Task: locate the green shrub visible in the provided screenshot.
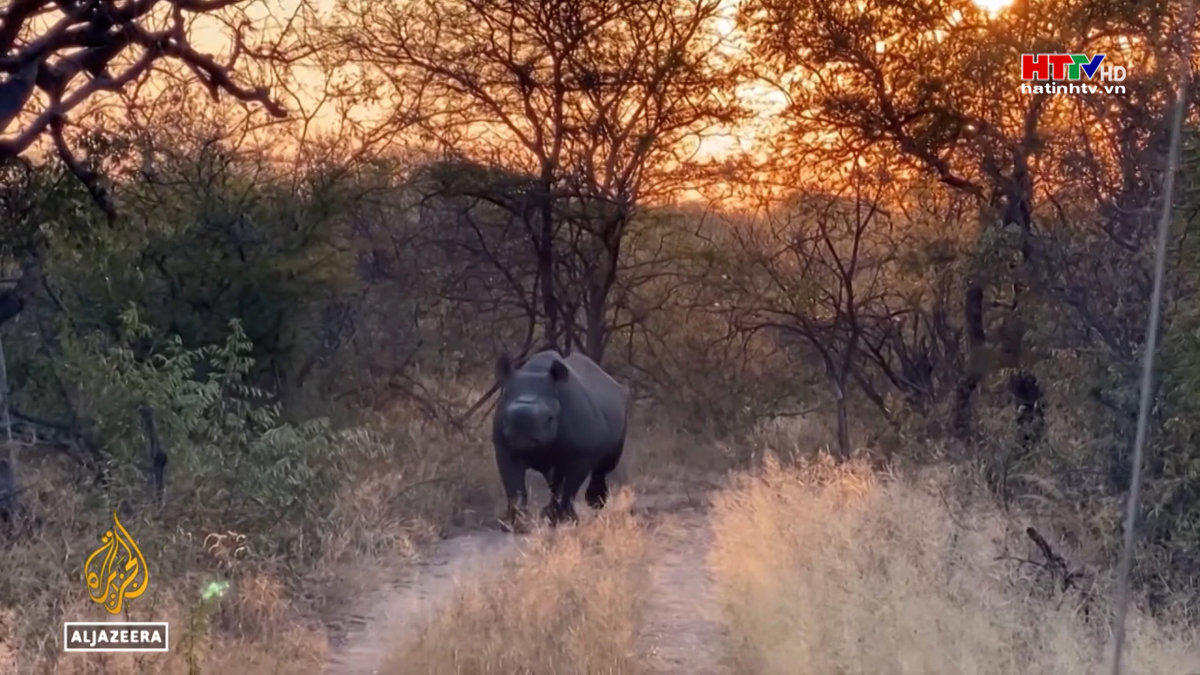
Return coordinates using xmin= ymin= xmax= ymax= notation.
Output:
xmin=47 ymin=305 xmax=378 ymax=562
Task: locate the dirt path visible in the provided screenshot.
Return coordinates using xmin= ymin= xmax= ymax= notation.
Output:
xmin=325 ymin=528 xmax=523 ymax=675
xmin=325 ymin=483 xmax=731 ymax=675
xmin=635 ymin=507 xmax=732 ymax=675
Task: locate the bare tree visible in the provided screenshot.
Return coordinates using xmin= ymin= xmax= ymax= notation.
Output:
xmin=739 ymin=0 xmax=1183 ymax=452
xmin=721 ymin=169 xmax=900 ymax=459
xmin=0 ymin=0 xmax=303 ymax=352
xmin=0 ymin=1 xmax=296 ymax=207
xmin=328 ymin=0 xmax=744 ymax=361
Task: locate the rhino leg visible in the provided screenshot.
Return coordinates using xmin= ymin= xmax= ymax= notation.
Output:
xmin=496 ymin=448 xmax=529 ymax=533
xmin=551 ymin=464 xmax=589 ymax=525
xmin=541 ymin=467 xmax=564 ymax=523
xmin=585 ymin=441 xmax=624 ymax=509
xmin=584 ymin=471 xmax=609 ymax=510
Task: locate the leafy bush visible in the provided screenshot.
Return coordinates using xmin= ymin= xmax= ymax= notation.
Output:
xmin=46 ymin=305 xmax=374 ymax=561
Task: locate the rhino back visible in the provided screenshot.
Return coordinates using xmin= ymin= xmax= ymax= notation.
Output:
xmin=560 ymin=353 xmax=628 ymax=447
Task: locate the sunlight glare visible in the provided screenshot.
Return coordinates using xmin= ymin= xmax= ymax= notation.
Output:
xmin=972 ymin=0 xmax=1013 ymax=14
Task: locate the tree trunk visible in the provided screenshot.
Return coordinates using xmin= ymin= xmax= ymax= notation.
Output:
xmin=953 ymin=280 xmax=986 ymax=437
xmin=1003 ymin=172 xmax=1045 ymax=453
xmin=536 ymin=181 xmax=560 ymax=350
xmin=833 ymin=378 xmax=851 ymax=460
xmin=139 ymin=405 xmax=167 ymax=507
xmin=582 ymin=214 xmax=627 ymax=363
xmin=584 ymin=285 xmax=607 ymax=361
xmin=0 ymin=253 xmax=42 ymax=330
xmin=0 ymin=337 xmax=18 ymax=524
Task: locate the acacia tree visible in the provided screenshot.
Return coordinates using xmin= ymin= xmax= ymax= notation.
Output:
xmin=328 ymin=0 xmax=744 ymax=361
xmin=739 ymin=0 xmax=1183 ymax=454
xmin=0 ymin=0 xmax=301 ymax=331
xmin=401 ymin=158 xmax=544 ymax=365
xmin=0 ymin=0 xmax=306 ymax=521
xmin=0 ymin=0 xmax=297 ymax=203
xmin=720 ymin=169 xmax=902 ymax=459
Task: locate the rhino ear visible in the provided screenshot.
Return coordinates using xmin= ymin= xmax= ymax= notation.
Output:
xmin=549 ymin=359 xmax=569 ymax=383
xmin=496 ymin=354 xmax=514 ymax=380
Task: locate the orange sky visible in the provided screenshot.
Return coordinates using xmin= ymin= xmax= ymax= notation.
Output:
xmin=175 ymin=0 xmax=789 ymax=163
xmin=266 ymin=0 xmax=1009 ymax=161
xmin=5 ymin=0 xmax=1014 ymax=188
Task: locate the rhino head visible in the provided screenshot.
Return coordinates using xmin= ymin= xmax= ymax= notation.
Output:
xmin=495 ymin=353 xmax=569 ymax=450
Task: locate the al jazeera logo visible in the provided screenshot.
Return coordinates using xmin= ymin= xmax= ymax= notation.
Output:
xmin=63 ymin=511 xmax=168 ymax=652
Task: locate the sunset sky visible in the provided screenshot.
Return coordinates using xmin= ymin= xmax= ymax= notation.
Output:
xmin=8 ymin=0 xmax=1019 ymax=176
xmin=285 ymin=0 xmax=1011 ymax=160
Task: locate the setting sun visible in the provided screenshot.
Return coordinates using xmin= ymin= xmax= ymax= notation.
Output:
xmin=972 ymin=0 xmax=1014 ymax=13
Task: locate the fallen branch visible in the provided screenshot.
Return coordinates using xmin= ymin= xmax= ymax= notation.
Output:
xmin=394 ymin=476 xmax=452 ymax=500
xmin=999 ymin=526 xmax=1088 ymax=594
xmin=458 ymin=380 xmax=501 ymax=425
xmin=455 ymin=341 xmax=548 ymax=427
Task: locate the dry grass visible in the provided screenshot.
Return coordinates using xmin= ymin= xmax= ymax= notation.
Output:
xmin=378 ymin=487 xmax=650 ymax=675
xmin=708 ymin=453 xmax=1200 ymax=674
xmin=45 ymin=575 xmax=331 ymax=675
xmin=0 ymin=401 xmax=498 ymax=675
xmin=15 ymin=378 xmax=1200 ymax=675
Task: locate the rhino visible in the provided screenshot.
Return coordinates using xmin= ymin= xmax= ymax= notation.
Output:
xmin=491 ymin=349 xmax=629 ymax=531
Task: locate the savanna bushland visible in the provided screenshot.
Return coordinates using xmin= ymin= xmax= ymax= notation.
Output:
xmin=1 ymin=0 xmax=1199 ymax=672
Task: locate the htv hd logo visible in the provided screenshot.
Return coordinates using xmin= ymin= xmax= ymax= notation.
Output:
xmin=1021 ymin=54 xmax=1127 ymax=82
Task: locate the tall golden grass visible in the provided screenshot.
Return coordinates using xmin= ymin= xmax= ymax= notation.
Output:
xmin=375 ymin=487 xmax=649 ymax=675
xmin=12 ymin=399 xmax=1200 ymax=675
xmin=708 ymin=453 xmax=1200 ymax=674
